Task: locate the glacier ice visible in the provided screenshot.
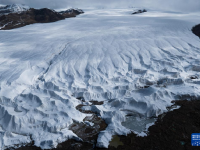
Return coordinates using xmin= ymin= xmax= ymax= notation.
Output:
xmin=0 ymin=8 xmax=200 ymax=149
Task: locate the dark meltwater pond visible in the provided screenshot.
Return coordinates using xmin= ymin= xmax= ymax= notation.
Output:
xmin=121 ymin=116 xmax=156 ymax=133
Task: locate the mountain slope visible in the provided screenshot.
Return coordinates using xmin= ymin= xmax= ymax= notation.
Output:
xmin=0 ymin=4 xmax=84 ymax=30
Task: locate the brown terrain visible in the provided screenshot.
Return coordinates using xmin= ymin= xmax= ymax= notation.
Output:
xmin=0 ymin=8 xmax=84 ymax=30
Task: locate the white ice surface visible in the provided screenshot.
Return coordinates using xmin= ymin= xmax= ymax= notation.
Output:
xmin=7 ymin=4 xmax=30 ymax=12
xmin=0 ymin=8 xmax=200 ymax=149
xmin=0 ymin=4 xmax=30 ymax=14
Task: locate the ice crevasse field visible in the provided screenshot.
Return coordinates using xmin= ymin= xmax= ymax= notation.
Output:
xmin=0 ymin=8 xmax=200 ymax=149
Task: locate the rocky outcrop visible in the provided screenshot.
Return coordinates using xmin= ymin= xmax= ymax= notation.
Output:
xmin=192 ymin=24 xmax=200 ymax=38
xmin=0 ymin=6 xmax=84 ymax=30
xmin=69 ymin=114 xmax=107 ymax=143
xmin=132 ymin=9 xmax=147 ymax=15
xmin=59 ymin=8 xmax=84 ymax=18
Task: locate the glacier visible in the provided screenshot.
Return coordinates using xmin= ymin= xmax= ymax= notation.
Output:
xmin=0 ymin=8 xmax=200 ymax=149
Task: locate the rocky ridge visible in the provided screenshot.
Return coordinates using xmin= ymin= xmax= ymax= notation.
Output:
xmin=0 ymin=4 xmax=84 ymax=30
xmin=132 ymin=9 xmax=147 ymax=15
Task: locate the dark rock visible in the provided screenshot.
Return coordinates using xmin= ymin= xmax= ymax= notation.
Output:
xmin=11 ymin=140 xmax=93 ymax=150
xmin=33 ymin=8 xmax=64 ymax=22
xmin=69 ymin=114 xmax=107 ymax=143
xmin=76 ymin=97 xmax=85 ymax=101
xmin=192 ymin=24 xmax=200 ymax=38
xmin=0 ymin=9 xmax=12 ymax=14
xmin=59 ymin=9 xmax=84 ymax=18
xmin=0 ymin=8 xmax=84 ymax=30
xmin=132 ymin=9 xmax=147 ymax=15
xmin=138 ymin=85 xmax=150 ymax=89
xmin=90 ymin=101 xmax=104 ymax=105
xmin=190 ymin=75 xmax=198 ymax=80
